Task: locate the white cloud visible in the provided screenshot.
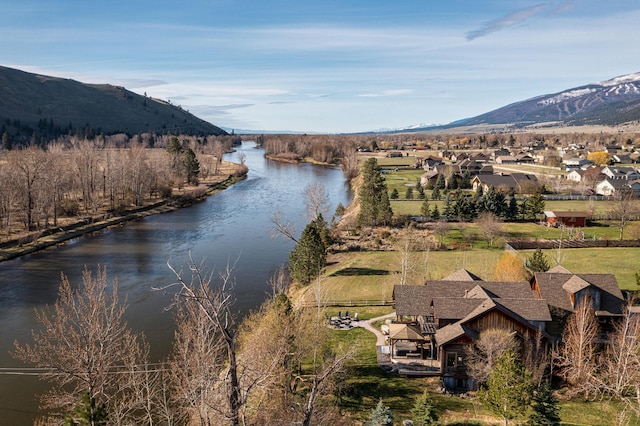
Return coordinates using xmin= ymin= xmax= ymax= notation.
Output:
xmin=357 ymin=89 xmax=414 ymax=98
xmin=466 ymin=3 xmax=550 ymax=40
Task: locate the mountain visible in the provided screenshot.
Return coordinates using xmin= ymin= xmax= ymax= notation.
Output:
xmin=411 ymin=72 xmax=640 ymax=133
xmin=0 ymin=66 xmax=226 ymax=142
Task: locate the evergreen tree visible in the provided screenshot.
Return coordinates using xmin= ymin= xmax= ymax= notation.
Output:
xmin=334 ymin=202 xmax=346 ymax=217
xmin=431 ymin=205 xmax=440 ymax=220
xmin=443 ymin=194 xmax=455 ymax=220
xmin=431 ymin=187 xmax=441 ymax=201
xmin=405 ymin=187 xmax=414 ymax=200
xmin=528 ymin=381 xmax=561 ymax=426
xmin=390 ymin=188 xmax=399 ymax=200
xmin=446 ymin=174 xmax=458 ymax=190
xmin=417 ymin=185 xmax=425 ymax=199
xmin=366 ymin=399 xmax=394 ymax=426
xmin=64 ymin=392 xmax=108 ymax=426
xmin=420 ymin=198 xmax=431 ymax=219
xmin=479 ymin=349 xmax=533 ymax=426
xmin=483 ymin=186 xmax=506 ymax=218
xmin=526 ymin=248 xmax=550 ymax=273
xmin=525 ymin=193 xmax=545 ymax=221
xmin=2 ymin=131 xmax=11 ymax=150
xmin=357 ymin=158 xmax=393 ymax=227
xmin=506 ymin=196 xmax=519 ymax=221
xmin=455 ymin=196 xmax=475 ymax=221
xmin=183 ymin=147 xmax=200 ymax=184
xmin=434 ymin=173 xmax=445 ymax=190
xmin=288 ymin=218 xmax=327 ymax=285
xmin=460 ymin=171 xmax=472 ymax=189
xmin=411 ymin=391 xmax=439 ymax=426
xmin=166 ymin=136 xmax=182 ymax=154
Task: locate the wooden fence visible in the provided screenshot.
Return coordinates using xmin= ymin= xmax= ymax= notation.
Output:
xmin=505 ymin=239 xmax=640 ymax=251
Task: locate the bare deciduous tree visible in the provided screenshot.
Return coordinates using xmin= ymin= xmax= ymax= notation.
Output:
xmin=553 ymin=296 xmax=599 ymax=397
xmin=303 ymin=182 xmax=329 ymax=221
xmin=396 ymin=225 xmax=419 ymax=286
xmin=13 ymin=265 xmax=146 ymax=424
xmin=476 ymin=211 xmax=504 ymax=248
xmin=609 ymin=191 xmax=640 ymax=240
xmin=593 ymin=304 xmax=640 ymax=416
xmin=466 ymin=329 xmax=517 ymax=387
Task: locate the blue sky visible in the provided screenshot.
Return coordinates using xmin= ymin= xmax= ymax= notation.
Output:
xmin=2 ymin=1 xmax=640 ymax=133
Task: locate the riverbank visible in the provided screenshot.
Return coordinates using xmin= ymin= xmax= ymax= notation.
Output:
xmin=0 ymin=173 xmax=247 ymax=262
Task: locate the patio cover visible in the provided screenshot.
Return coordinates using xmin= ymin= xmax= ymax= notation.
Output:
xmin=389 ymin=323 xmax=426 ymax=342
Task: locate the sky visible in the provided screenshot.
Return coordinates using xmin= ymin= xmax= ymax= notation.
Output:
xmin=2 ymin=1 xmax=640 ymax=133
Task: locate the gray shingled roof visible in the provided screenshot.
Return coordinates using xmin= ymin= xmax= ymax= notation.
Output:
xmin=441 ymin=269 xmax=483 ymax=281
xmin=394 ymin=280 xmax=549 ymax=322
xmin=533 ymin=272 xmax=624 ymax=315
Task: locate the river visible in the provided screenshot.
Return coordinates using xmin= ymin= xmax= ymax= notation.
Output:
xmin=0 ymin=141 xmax=352 ymax=424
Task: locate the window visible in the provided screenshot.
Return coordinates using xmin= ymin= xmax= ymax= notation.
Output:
xmin=446 ymin=352 xmax=457 ymax=368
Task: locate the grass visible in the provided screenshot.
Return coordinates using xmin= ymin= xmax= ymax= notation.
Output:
xmin=332 ymin=327 xmax=484 ymax=424
xmin=315 ymin=242 xmax=640 ymax=423
xmin=520 ymin=247 xmax=640 ymax=290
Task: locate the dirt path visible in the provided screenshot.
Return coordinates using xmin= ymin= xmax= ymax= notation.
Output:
xmin=355 ymin=312 xmax=395 ymax=346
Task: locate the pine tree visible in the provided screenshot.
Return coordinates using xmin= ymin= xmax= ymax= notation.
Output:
xmin=390 ymin=188 xmax=399 ymax=200
xmin=431 ymin=205 xmax=440 ymax=220
xmin=64 ymin=392 xmax=108 ymax=426
xmin=366 ymin=399 xmax=394 ymax=426
xmin=525 ymin=193 xmax=545 ymax=221
xmin=434 ymin=173 xmax=445 ymax=190
xmin=288 ymin=218 xmax=327 ymax=285
xmin=357 ymin=158 xmax=393 ymax=226
xmin=405 ymin=187 xmax=414 ymax=200
xmin=479 ymin=349 xmax=533 ymax=426
xmin=506 ymin=196 xmax=519 ymax=221
xmin=411 ymin=390 xmax=439 ymax=426
xmin=526 ymin=248 xmax=550 ymax=273
xmin=528 ymin=381 xmax=561 ymax=426
xmin=420 ymin=198 xmax=431 ymax=219
xmin=431 ymin=187 xmax=441 ymax=201
xmin=183 ymin=147 xmax=200 ymax=184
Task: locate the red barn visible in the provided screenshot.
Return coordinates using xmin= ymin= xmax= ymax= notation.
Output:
xmin=544 ymin=211 xmax=589 ymax=227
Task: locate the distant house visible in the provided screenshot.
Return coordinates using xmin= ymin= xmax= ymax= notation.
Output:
xmin=419 ymin=156 xmax=444 ymax=171
xmin=515 ymin=153 xmax=536 ymax=163
xmin=495 ymin=155 xmax=517 ymax=164
xmin=544 ymin=211 xmax=589 ymax=227
xmin=612 ymin=154 xmax=633 ymax=164
xmin=563 ymin=157 xmax=592 ymax=171
xmin=471 ymin=173 xmax=539 ymax=194
xmin=595 ymin=178 xmax=635 ymax=196
xmin=567 ymin=169 xmax=585 ymax=183
xmin=602 ymin=166 xmax=640 ymax=180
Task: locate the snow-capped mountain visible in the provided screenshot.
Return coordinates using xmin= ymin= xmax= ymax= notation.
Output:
xmin=434 ymin=72 xmax=640 ymax=130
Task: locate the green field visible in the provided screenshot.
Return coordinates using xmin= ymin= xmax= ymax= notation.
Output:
xmin=312 ymin=244 xmax=640 ymax=424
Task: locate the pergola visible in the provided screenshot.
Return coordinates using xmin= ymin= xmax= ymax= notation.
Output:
xmin=388 ymin=323 xmax=434 ymax=360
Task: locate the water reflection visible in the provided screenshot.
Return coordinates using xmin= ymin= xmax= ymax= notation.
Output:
xmin=0 ymin=141 xmax=352 ymax=424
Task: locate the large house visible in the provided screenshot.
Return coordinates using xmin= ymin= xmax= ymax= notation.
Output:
xmin=392 ymin=270 xmax=551 ymax=391
xmin=392 ymin=266 xmax=626 ymax=391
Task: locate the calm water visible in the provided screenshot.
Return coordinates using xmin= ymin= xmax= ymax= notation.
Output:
xmin=0 ymin=141 xmax=352 ymax=424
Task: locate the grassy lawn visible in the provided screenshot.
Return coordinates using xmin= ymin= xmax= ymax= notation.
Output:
xmin=520 ymin=247 xmax=640 ymax=290
xmin=313 ymin=241 xmax=640 ymax=423
xmin=329 ymin=322 xmax=634 ymax=425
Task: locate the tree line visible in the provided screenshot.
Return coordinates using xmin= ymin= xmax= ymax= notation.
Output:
xmin=0 ymin=134 xmax=241 ymax=242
